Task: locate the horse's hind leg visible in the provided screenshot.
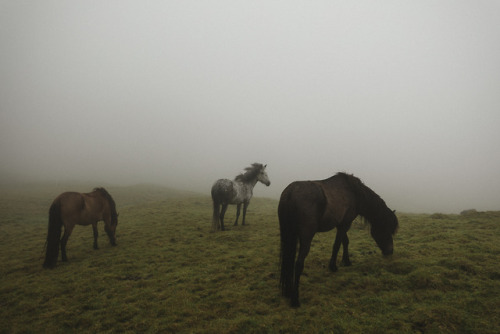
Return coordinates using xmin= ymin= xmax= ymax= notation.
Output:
xmin=234 ymin=204 xmax=241 ymax=226
xmin=60 ymin=224 xmax=74 ymax=262
xmin=92 ymin=223 xmax=98 ymax=249
xmin=292 ymin=236 xmax=312 ymax=307
xmin=220 ymin=204 xmax=228 ymax=231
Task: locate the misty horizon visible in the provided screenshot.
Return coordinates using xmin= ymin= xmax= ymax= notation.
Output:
xmin=1 ymin=1 xmax=499 ymax=214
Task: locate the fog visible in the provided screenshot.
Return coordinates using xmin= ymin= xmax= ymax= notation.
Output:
xmin=1 ymin=1 xmax=499 ymax=213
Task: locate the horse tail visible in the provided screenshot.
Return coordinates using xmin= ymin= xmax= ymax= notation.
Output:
xmin=278 ymin=189 xmax=297 ymax=298
xmin=43 ymin=201 xmax=62 ymax=269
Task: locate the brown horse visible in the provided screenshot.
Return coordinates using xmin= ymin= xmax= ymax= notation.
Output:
xmin=278 ymin=172 xmax=399 ymax=307
xmin=43 ymin=187 xmax=118 ymax=269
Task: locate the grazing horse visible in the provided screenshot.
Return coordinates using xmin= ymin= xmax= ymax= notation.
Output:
xmin=43 ymin=187 xmax=118 ymax=269
xmin=211 ymin=163 xmax=270 ymax=231
xmin=278 ymin=172 xmax=398 ymax=307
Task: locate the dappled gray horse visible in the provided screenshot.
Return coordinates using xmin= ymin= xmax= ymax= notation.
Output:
xmin=211 ymin=163 xmax=270 ymax=231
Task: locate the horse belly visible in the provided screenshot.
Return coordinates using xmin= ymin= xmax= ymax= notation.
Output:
xmin=318 ymin=218 xmax=338 ymax=232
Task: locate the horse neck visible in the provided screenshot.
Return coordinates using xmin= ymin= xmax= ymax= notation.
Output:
xmin=334 ymin=176 xmax=386 ymax=223
xmin=357 ymin=198 xmax=389 ymax=225
xmin=235 ymin=178 xmax=258 ymax=197
xmin=247 ymin=177 xmax=260 ymax=190
xmin=236 ymin=178 xmax=257 ymax=189
xmin=93 ymin=191 xmax=116 ymax=222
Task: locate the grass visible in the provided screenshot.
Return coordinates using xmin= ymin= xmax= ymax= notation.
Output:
xmin=0 ymin=183 xmax=499 ymax=333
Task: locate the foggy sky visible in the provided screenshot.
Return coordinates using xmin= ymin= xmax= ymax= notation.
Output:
xmin=1 ymin=1 xmax=499 ymax=213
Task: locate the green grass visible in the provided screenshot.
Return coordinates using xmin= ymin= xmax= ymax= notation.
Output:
xmin=1 ymin=184 xmax=499 ymax=333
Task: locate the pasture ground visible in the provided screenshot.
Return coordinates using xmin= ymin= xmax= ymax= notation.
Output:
xmin=0 ymin=183 xmax=499 ymax=333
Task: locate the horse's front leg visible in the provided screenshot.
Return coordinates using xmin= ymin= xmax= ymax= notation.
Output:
xmin=242 ymin=202 xmax=249 ymax=225
xmin=92 ymin=223 xmax=99 ymax=249
xmin=341 ymin=232 xmax=351 ymax=266
xmin=329 ymin=228 xmax=343 ymax=272
xmin=234 ymin=204 xmax=241 ymax=226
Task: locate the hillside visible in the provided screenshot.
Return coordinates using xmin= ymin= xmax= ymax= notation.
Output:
xmin=1 ymin=184 xmax=499 ymax=333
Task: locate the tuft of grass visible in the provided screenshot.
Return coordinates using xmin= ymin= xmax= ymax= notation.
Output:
xmin=1 ymin=183 xmax=499 ymax=333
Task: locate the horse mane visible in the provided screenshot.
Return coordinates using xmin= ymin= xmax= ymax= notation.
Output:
xmin=235 ymin=163 xmax=264 ymax=183
xmin=93 ymin=187 xmax=118 ymax=224
xmin=334 ymin=172 xmax=392 ymax=226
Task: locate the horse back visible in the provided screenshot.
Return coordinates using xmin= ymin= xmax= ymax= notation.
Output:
xmin=53 ymin=192 xmax=85 ymax=221
xmin=54 ymin=192 xmax=83 ymax=208
xmin=279 ymin=181 xmax=326 ymax=232
xmin=82 ymin=191 xmax=110 ymax=221
xmin=211 ymin=179 xmax=238 ymax=204
xmin=279 ymin=179 xmax=357 ymax=233
xmin=55 ymin=191 xmax=103 ymax=225
xmin=317 ymin=179 xmax=357 ymax=231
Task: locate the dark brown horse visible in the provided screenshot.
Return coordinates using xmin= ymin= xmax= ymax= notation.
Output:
xmin=278 ymin=172 xmax=399 ymax=307
xmin=43 ymin=187 xmax=118 ymax=269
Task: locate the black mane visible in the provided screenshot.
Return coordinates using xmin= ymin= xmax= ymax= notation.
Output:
xmin=93 ymin=187 xmax=118 ymax=224
xmin=235 ymin=163 xmax=264 ymax=183
xmin=334 ymin=172 xmax=393 ymax=226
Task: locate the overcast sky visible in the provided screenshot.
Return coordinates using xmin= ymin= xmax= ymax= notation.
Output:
xmin=1 ymin=1 xmax=499 ymax=213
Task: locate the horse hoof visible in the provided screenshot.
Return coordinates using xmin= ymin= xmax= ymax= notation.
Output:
xmin=291 ymin=300 xmax=300 ymax=308
xmin=329 ymin=260 xmax=338 ymax=272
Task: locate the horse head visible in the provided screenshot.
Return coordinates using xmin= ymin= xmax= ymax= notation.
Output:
xmin=104 ymin=214 xmax=118 ymax=246
xmin=258 ymin=164 xmax=271 ymax=186
xmin=370 ymin=209 xmax=398 ymax=256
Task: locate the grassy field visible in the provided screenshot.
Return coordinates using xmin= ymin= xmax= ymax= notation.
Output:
xmin=1 ymin=183 xmax=499 ymax=333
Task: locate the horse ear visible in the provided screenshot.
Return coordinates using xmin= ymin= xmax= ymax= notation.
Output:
xmin=264 ymin=164 xmax=267 ymax=168
xmin=393 ymin=210 xmax=396 ymax=214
